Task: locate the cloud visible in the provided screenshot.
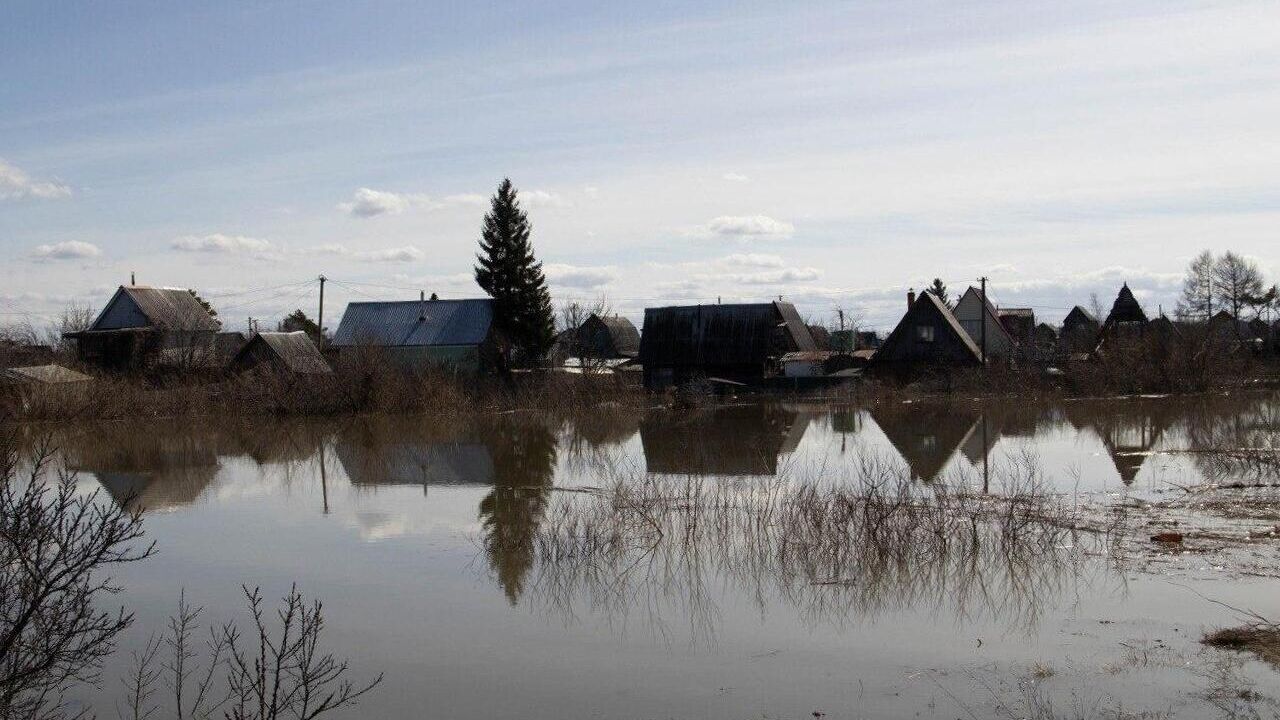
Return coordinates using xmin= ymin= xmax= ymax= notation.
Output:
xmin=0 ymin=159 xmax=71 ymax=200
xmin=520 ymin=189 xmax=568 ymax=208
xmin=440 ymin=193 xmax=486 ymax=207
xmin=171 ymin=233 xmax=273 ymax=254
xmin=704 ymin=215 xmax=794 ymax=239
xmin=722 ymin=253 xmax=784 ymax=268
xmin=544 ymin=263 xmax=616 ymax=288
xmin=31 ymin=240 xmax=101 ymax=260
xmin=734 ymin=267 xmax=822 ymax=285
xmin=721 ymin=173 xmax=750 ymax=183
xmin=338 ymin=188 xmax=419 ymax=217
xmin=301 ymin=244 xmax=424 ymax=262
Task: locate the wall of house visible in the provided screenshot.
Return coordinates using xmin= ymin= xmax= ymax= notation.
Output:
xmin=94 ymin=293 xmax=149 ymax=330
xmin=953 ymin=294 xmax=1013 ymax=356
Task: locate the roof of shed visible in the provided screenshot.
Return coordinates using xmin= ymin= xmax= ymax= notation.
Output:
xmin=593 ymin=315 xmax=641 ymax=354
xmin=91 ymin=286 xmax=222 ymax=333
xmin=242 ymin=332 xmax=332 ymax=374
xmin=1 ymin=364 xmax=93 ymax=385
xmin=331 ymin=299 xmax=493 ymax=347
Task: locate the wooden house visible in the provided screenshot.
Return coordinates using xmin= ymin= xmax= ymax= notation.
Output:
xmin=576 ymin=314 xmax=640 ymax=359
xmin=953 ymin=286 xmax=1015 ymax=358
xmin=231 ymin=331 xmax=331 ymax=375
xmin=873 ymin=290 xmax=983 ymax=370
xmin=330 ymin=298 xmax=498 ymax=372
xmin=64 ymin=285 xmax=226 ymax=371
xmin=1061 ymin=306 xmax=1101 ymax=352
xmin=638 ymin=301 xmax=815 ymax=389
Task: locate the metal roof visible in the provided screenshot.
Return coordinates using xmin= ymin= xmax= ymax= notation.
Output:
xmin=240 ymin=332 xmax=332 ymax=374
xmin=89 ymin=286 xmax=222 ymax=333
xmin=331 ymin=299 xmax=494 ymax=347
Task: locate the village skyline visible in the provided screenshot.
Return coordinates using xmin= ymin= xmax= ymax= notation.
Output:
xmin=4 ymin=1 xmax=1280 ymax=332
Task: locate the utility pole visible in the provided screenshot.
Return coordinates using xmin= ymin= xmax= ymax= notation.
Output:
xmin=979 ymin=276 xmax=989 ymax=364
xmin=317 ymin=275 xmax=326 ymax=351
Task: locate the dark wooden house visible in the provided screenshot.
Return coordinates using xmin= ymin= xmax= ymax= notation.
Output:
xmin=638 ymin=301 xmax=815 ymax=389
xmin=872 ymin=291 xmax=983 ymax=370
xmin=1061 ymin=306 xmax=1101 ymax=352
xmin=231 ymin=331 xmax=331 ymax=375
xmin=1098 ymin=284 xmax=1148 ymax=341
xmin=64 ymin=285 xmax=225 ymax=371
xmin=576 ymin=314 xmax=640 ymax=359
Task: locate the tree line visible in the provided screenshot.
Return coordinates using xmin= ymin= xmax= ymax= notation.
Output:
xmin=1177 ymin=250 xmax=1277 ymax=323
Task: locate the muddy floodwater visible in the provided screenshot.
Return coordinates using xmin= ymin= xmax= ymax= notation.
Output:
xmin=30 ymin=392 xmax=1280 ymax=718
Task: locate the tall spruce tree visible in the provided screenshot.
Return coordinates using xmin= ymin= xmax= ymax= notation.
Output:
xmin=475 ymin=179 xmax=555 ymax=364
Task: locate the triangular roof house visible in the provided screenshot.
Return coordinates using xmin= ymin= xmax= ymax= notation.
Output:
xmin=873 ymin=291 xmax=983 ymax=368
xmin=953 ymin=286 xmax=1015 ymax=358
xmin=65 ymin=285 xmax=226 ymax=370
xmin=231 ymin=332 xmax=331 ymax=375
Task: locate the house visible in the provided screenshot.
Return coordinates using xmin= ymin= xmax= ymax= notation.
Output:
xmin=63 ymin=285 xmax=226 ymax=371
xmin=998 ymin=308 xmax=1036 ymax=346
xmin=638 ymin=301 xmax=815 ymax=389
xmin=1208 ymin=310 xmax=1265 ymax=354
xmin=576 ymin=314 xmax=640 ymax=359
xmin=330 ymin=298 xmax=497 ymax=372
xmin=1099 ymin=284 xmax=1148 ymax=337
xmin=1061 ymin=306 xmax=1101 ymax=352
xmin=952 ymin=286 xmax=1015 ymax=359
xmin=807 ymin=325 xmax=831 ymax=350
xmin=231 ymin=331 xmax=331 ymax=375
xmin=873 ymin=290 xmax=983 ymax=369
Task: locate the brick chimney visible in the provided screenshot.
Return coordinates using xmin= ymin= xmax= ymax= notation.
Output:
xmin=907 ymin=288 xmax=916 ymax=309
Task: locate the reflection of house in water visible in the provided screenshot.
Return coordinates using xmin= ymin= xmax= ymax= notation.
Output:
xmin=1063 ymin=400 xmax=1172 ymax=485
xmin=640 ymin=405 xmax=808 ymax=476
xmin=870 ymin=404 xmax=981 ymax=481
xmin=335 ymin=432 xmax=495 ymax=491
xmin=63 ymin=428 xmax=222 ymax=511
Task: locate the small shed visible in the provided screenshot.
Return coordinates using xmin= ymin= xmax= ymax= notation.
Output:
xmin=1 ymin=364 xmax=92 ymax=386
xmin=331 ymin=298 xmax=496 ymax=372
xmin=872 ymin=291 xmax=983 ymax=370
xmin=638 ymin=301 xmax=816 ymax=389
xmin=231 ymin=332 xmax=331 ymax=375
xmin=781 ymin=350 xmax=831 ymax=378
xmin=65 ymin=285 xmax=223 ymax=371
xmin=576 ymin=314 xmax=640 ymax=359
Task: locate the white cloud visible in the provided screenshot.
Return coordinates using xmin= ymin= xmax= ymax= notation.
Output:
xmin=721 ymin=173 xmax=750 ymax=183
xmin=440 ymin=193 xmax=486 ymax=207
xmin=171 ymin=234 xmax=273 ymax=254
xmin=520 ymin=189 xmax=568 ymax=208
xmin=338 ymin=187 xmax=418 ymax=217
xmin=544 ymin=263 xmax=615 ymax=288
xmin=31 ymin=240 xmax=101 ymax=260
xmin=0 ymin=159 xmax=71 ymax=200
xmin=301 ymin=243 xmax=424 ymax=263
xmin=735 ymin=267 xmax=822 ymax=285
xmin=704 ymin=215 xmax=794 ymax=239
xmin=722 ymin=253 xmax=784 ymax=268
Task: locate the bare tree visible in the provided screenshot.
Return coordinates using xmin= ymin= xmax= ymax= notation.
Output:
xmin=1175 ymin=250 xmax=1216 ymax=321
xmin=0 ymin=435 xmax=154 ymax=720
xmin=1089 ymin=293 xmax=1106 ymax=324
xmin=1213 ymin=251 xmax=1266 ymax=322
xmin=557 ymin=295 xmax=611 ymax=370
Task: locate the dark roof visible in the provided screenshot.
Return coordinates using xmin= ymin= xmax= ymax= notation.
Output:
xmin=1 ymin=364 xmax=92 ymax=385
xmin=579 ymin=314 xmax=640 ymax=357
xmin=1103 ymin=284 xmax=1148 ymax=327
xmin=236 ymin=332 xmax=331 ymax=374
xmin=90 ymin=286 xmax=222 ymax=333
xmin=331 ymin=299 xmax=493 ymax=347
xmin=1063 ymin=306 xmax=1099 ymax=329
xmin=639 ymin=301 xmax=815 ymax=368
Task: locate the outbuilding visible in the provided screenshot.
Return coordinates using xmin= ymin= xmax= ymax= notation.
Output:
xmin=231 ymin=331 xmax=331 ymax=375
xmin=330 ymin=298 xmax=497 ymax=372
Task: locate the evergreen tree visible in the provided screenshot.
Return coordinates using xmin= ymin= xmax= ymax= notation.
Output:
xmin=474 ymin=178 xmax=555 ymax=364
xmin=926 ymin=278 xmax=950 ymax=307
xmin=278 ymin=308 xmax=323 ymax=343
xmin=186 ymin=289 xmax=222 ymax=329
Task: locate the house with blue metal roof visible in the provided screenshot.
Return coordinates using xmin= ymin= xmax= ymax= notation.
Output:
xmin=330 ymin=297 xmax=497 ymax=372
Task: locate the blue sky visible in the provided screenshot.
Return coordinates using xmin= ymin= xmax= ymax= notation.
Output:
xmin=3 ymin=0 xmax=1279 ymax=331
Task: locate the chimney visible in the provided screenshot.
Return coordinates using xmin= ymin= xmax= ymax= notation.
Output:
xmin=419 ymin=291 xmax=425 ymax=321
xmin=907 ymin=288 xmax=916 ymax=309
xmin=130 ymin=271 xmax=135 ymax=286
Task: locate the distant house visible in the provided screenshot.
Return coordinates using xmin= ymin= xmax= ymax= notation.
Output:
xmin=953 ymin=286 xmax=1015 ymax=359
xmin=998 ymin=308 xmax=1036 ymax=346
xmin=1208 ymin=310 xmax=1265 ymax=354
xmin=1061 ymin=306 xmax=1100 ymax=352
xmin=231 ymin=332 xmax=331 ymax=375
xmin=1095 ymin=284 xmax=1149 ymax=351
xmin=576 ymin=314 xmax=640 ymax=359
xmin=638 ymin=301 xmax=815 ymax=389
xmin=64 ymin=285 xmax=227 ymax=371
xmin=330 ymin=298 xmax=497 ymax=372
xmin=873 ymin=290 xmax=983 ymax=369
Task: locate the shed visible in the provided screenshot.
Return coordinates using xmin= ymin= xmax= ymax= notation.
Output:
xmin=1 ymin=364 xmax=92 ymax=386
xmin=953 ymin=286 xmax=1015 ymax=358
xmin=873 ymin=291 xmax=983 ymax=370
xmin=65 ymin=285 xmax=223 ymax=370
xmin=781 ymin=350 xmax=831 ymax=378
xmin=331 ymin=298 xmax=496 ymax=372
xmin=1062 ymin=306 xmax=1100 ymax=352
xmin=576 ymin=314 xmax=640 ymax=359
xmin=638 ymin=301 xmax=815 ymax=389
xmin=231 ymin=332 xmax=331 ymax=375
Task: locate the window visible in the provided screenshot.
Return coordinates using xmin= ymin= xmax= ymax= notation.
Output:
xmin=916 ymin=325 xmax=935 ymax=342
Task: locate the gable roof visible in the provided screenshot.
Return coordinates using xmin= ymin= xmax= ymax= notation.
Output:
xmin=1063 ymin=306 xmax=1099 ymax=328
xmin=331 ymin=299 xmax=494 ymax=347
xmin=876 ymin=290 xmax=983 ymax=364
xmin=639 ymin=301 xmax=815 ymax=368
xmin=90 ymin=286 xmax=222 ymax=333
xmin=581 ymin=314 xmax=641 ymax=356
xmin=1103 ymin=284 xmax=1148 ymax=327
xmin=954 ymin=286 xmax=1015 ymax=348
xmin=237 ymin=332 xmax=332 ymax=374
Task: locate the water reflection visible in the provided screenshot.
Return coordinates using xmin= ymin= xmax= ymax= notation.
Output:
xmin=479 ymin=419 xmax=558 ymax=604
xmin=639 ymin=404 xmax=808 ymax=476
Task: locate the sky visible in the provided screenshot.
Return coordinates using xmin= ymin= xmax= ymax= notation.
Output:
xmin=3 ymin=0 xmax=1279 ymax=333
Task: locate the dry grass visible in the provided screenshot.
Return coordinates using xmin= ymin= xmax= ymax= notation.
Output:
xmin=1204 ymin=624 xmax=1280 ymax=669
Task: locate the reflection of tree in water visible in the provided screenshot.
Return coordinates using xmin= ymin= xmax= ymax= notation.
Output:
xmin=479 ymin=418 xmax=559 ymax=605
xmin=1062 ymin=398 xmax=1175 ymax=485
xmin=1178 ymin=392 xmax=1280 ymax=481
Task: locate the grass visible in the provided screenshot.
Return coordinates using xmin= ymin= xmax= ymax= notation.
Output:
xmin=1204 ymin=624 xmax=1280 ymax=669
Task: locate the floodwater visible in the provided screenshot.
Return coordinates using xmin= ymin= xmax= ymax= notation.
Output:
xmin=32 ymin=391 xmax=1280 ymax=718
